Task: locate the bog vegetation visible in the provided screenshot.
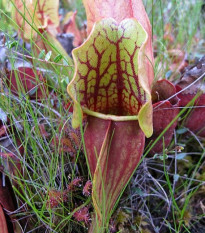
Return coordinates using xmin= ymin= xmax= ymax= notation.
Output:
xmin=0 ymin=0 xmax=205 ymax=233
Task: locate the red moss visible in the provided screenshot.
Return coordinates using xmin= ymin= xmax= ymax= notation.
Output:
xmin=83 ymin=180 xmax=92 ymax=196
xmin=73 ymin=206 xmax=90 ymax=224
xmin=67 ymin=177 xmax=83 ymax=191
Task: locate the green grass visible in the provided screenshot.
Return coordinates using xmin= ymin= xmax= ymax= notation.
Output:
xmin=0 ymin=0 xmax=205 ymax=232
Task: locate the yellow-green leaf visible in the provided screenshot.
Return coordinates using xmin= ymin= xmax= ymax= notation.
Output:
xmin=12 ymin=0 xmax=59 ymax=41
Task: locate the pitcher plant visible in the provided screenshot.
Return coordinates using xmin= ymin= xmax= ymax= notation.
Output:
xmin=67 ymin=0 xmax=155 ymax=231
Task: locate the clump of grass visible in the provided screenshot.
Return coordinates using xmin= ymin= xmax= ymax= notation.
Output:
xmin=0 ymin=64 xmax=92 ymax=232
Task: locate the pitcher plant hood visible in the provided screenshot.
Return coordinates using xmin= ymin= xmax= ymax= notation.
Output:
xmin=83 ymin=0 xmax=154 ymax=87
xmin=67 ymin=18 xmax=153 ymax=137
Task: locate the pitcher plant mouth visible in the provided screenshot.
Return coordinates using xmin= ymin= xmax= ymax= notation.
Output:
xmin=67 ymin=18 xmax=153 ymax=138
xmin=82 ymin=107 xmax=138 ymax=121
